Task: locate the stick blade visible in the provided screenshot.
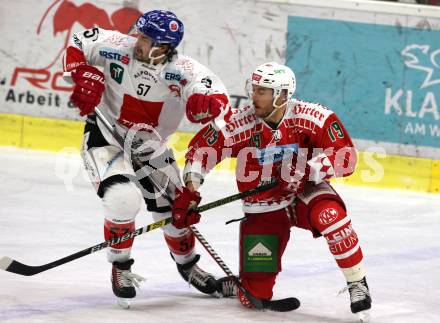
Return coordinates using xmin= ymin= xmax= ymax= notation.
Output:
xmin=0 ymin=256 xmax=41 ymax=276
xmin=263 ymin=297 xmax=301 ymax=312
xmin=0 ymin=256 xmax=13 ymax=270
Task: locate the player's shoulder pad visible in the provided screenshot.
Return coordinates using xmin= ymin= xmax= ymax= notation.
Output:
xmin=102 ymin=29 xmax=134 ymax=45
xmin=219 ymin=102 xmax=259 ymax=142
xmin=287 ymin=99 xmax=334 ymax=129
xmin=76 ymin=28 xmax=132 ymax=47
xmin=162 ymin=55 xmax=199 ymax=85
xmin=96 ymin=30 xmax=134 ymax=60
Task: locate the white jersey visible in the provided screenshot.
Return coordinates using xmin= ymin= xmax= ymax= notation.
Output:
xmin=63 ymin=28 xmax=229 ymax=151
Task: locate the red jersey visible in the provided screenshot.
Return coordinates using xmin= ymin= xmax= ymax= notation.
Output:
xmin=184 ymin=99 xmax=357 ymax=213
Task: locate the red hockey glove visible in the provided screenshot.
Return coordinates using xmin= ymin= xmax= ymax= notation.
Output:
xmin=280 ymin=156 xmax=310 ymax=195
xmin=282 ymin=176 xmax=307 ymax=195
xmin=172 ymin=187 xmax=202 ymax=229
xmin=186 ymin=93 xmax=227 ymax=124
xmin=307 ymin=154 xmax=336 ymax=183
xmin=70 ymin=65 xmax=105 ymax=116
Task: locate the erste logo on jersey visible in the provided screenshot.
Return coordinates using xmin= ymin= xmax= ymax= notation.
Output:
xmin=99 ymin=48 xmax=130 ymax=65
xmin=164 ymin=71 xmax=182 ymax=81
xmin=164 ymin=69 xmax=188 ymax=86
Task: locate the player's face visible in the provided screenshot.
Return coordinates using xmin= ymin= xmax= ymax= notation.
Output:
xmin=252 ymin=85 xmax=275 ymax=118
xmin=134 ymin=34 xmax=168 ymax=63
xmin=134 ymin=34 xmax=154 ymax=61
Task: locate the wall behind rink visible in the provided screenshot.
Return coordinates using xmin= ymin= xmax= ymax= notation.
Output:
xmin=0 ymin=0 xmax=288 ymax=125
xmin=0 ymin=0 xmax=439 ymax=192
xmin=285 ymin=5 xmax=440 ymax=159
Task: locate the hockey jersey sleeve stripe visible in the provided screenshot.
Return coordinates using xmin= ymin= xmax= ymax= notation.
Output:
xmin=320 ymin=216 xmax=351 ymax=235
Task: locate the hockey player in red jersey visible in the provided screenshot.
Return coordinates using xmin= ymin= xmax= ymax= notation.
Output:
xmin=62 ymin=10 xmax=232 ymax=307
xmin=174 ymin=62 xmax=372 ymax=317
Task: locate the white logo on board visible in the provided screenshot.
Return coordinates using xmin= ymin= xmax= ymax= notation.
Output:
xmin=401 ymin=44 xmax=440 ymax=89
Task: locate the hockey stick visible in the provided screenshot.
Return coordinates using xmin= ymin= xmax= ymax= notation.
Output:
xmin=0 ymin=110 xmax=297 ymax=311
xmin=95 ymin=108 xmax=299 ymax=311
xmin=93 ymin=109 xmax=263 ymax=309
xmin=0 ymin=181 xmax=275 ymax=277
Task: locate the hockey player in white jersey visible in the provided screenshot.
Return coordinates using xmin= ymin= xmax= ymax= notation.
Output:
xmin=62 ymin=10 xmax=231 ymax=307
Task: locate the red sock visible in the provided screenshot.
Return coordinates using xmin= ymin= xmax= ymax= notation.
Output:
xmin=310 ymin=200 xmax=363 ymax=268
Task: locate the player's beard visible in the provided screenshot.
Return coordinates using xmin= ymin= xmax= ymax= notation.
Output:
xmin=261 ymin=109 xmax=275 ymax=119
xmin=255 ymin=104 xmax=274 ymax=119
xmin=134 ymin=46 xmax=166 ymax=65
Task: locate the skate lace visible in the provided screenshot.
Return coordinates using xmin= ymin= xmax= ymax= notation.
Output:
xmin=187 ymin=264 xmax=213 ymax=287
xmin=338 ymin=281 xmax=370 ymax=303
xmin=221 ymin=279 xmax=237 ymax=296
xmin=117 ymin=269 xmax=146 ymax=288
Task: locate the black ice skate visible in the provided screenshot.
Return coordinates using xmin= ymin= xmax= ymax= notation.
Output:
xmin=175 ymin=254 xmax=218 ymax=295
xmin=111 ymin=259 xmax=145 ymax=308
xmin=216 ymin=276 xmax=238 ymax=297
xmin=347 ymin=277 xmax=372 ymax=314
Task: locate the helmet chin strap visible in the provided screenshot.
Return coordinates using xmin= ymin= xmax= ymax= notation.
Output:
xmin=146 ymin=46 xmax=167 ymax=64
xmin=262 ymin=94 xmax=287 ymax=120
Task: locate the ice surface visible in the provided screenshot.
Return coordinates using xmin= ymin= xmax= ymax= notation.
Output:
xmin=1 ymin=147 xmax=439 ymax=322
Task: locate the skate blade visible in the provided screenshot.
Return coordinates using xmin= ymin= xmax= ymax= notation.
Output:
xmin=117 ymin=297 xmax=131 ymax=309
xmin=357 ymin=310 xmax=370 ymax=322
xmin=211 ymin=291 xmax=222 ymax=298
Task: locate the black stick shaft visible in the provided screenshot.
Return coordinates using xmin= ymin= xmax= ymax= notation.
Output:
xmin=96 ymin=108 xmax=273 ymax=309
xmin=1 ymin=110 xmax=270 ymax=309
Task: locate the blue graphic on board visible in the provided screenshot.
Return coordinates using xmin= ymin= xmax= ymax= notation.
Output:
xmin=286 ymin=16 xmax=440 ymax=148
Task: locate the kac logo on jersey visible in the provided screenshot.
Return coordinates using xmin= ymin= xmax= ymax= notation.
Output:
xmin=99 ymin=48 xmax=130 ymax=65
xmin=256 ymin=144 xmax=298 ymax=165
xmin=318 ymin=208 xmax=339 ymax=226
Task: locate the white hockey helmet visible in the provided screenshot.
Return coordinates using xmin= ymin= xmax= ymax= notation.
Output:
xmin=250 ymin=62 xmax=296 ymax=107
